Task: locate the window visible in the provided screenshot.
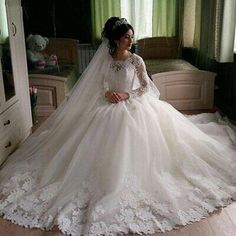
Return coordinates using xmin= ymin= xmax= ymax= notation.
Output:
xmin=234 ymin=26 xmax=236 ymax=53
xmin=91 ymin=0 xmax=178 ymax=42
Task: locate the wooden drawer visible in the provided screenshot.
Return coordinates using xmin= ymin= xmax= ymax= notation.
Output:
xmin=0 ymin=103 xmax=22 ymax=165
xmin=0 ymin=128 xmax=21 ymax=165
xmin=0 ymin=102 xmax=20 ymax=132
xmin=29 ymin=74 xmax=67 ymax=116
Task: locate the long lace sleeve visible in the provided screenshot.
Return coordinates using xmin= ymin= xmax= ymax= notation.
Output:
xmin=128 ymin=56 xmax=149 ymax=99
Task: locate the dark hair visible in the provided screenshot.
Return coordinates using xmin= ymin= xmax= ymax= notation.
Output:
xmin=102 ymin=17 xmax=134 ymax=55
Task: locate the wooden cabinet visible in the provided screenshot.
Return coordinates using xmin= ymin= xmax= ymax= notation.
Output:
xmin=28 ymin=69 xmax=78 ymax=116
xmin=28 ymin=38 xmax=79 ymax=116
xmin=0 ymin=103 xmax=22 ymax=159
xmin=0 ymin=0 xmax=32 ymax=165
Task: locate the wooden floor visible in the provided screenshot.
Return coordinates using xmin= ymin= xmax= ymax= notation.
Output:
xmin=0 ymin=202 xmax=236 ymax=236
xmin=31 ymin=116 xmax=49 ymax=132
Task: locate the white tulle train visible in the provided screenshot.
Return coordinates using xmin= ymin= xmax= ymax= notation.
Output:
xmin=0 ymin=42 xmax=236 ymax=235
xmin=1 ymin=94 xmax=236 ymax=235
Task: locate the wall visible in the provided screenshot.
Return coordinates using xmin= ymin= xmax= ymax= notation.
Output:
xmin=215 ymin=55 xmax=236 ymax=122
xmin=22 ymin=0 xmax=92 ymax=43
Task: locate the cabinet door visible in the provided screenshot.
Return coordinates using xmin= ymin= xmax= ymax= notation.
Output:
xmin=0 ymin=0 xmax=18 ymax=113
xmin=0 ymin=102 xmax=22 ymax=165
xmin=6 ymin=0 xmax=32 ymax=136
xmin=0 ymin=63 xmax=5 ymax=108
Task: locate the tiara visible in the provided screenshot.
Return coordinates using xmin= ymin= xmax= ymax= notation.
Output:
xmin=113 ymin=18 xmax=128 ymax=29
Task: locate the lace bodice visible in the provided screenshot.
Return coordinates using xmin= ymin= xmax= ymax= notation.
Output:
xmin=103 ymin=53 xmax=148 ymax=98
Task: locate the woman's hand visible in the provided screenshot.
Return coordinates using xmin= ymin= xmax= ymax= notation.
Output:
xmin=105 ymin=91 xmax=129 ymax=103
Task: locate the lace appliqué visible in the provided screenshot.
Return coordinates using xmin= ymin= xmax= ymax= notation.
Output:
xmin=1 ymin=172 xmax=235 ymax=236
xmin=128 ymin=77 xmax=148 ymax=98
xmin=0 ymin=170 xmax=60 ymax=229
xmin=55 ymin=175 xmax=236 ymax=236
xmin=110 ymin=57 xmax=133 ymax=72
xmin=109 ymin=54 xmax=141 ymax=72
xmin=110 ymin=61 xmax=125 ymax=72
xmin=109 ymin=54 xmax=149 ymax=99
xmin=128 ymin=55 xmax=148 ymax=99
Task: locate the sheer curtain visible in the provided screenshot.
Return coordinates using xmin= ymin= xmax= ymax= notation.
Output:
xmin=121 ymin=0 xmax=178 ymax=39
xmin=183 ymin=0 xmax=196 ymax=47
xmin=91 ymin=0 xmax=178 ymax=42
xmin=217 ymin=0 xmax=236 ymax=62
xmin=121 ymin=0 xmax=153 ymax=41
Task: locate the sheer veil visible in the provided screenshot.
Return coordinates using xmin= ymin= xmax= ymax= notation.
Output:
xmin=0 ymin=38 xmax=160 ymax=226
xmin=1 ymin=40 xmax=110 ymax=168
xmin=1 ymin=37 xmax=160 ymax=173
xmin=1 ymin=27 xmax=236 ymax=235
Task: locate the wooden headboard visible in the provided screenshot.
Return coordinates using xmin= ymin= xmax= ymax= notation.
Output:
xmin=137 ymin=37 xmax=180 ymax=59
xmin=43 ymin=38 xmax=79 ymax=65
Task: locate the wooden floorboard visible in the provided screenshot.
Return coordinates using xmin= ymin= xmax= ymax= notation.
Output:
xmin=179 ymin=219 xmax=214 ymax=236
xmin=208 ymin=207 xmax=236 ymax=236
xmin=225 ymin=202 xmax=236 ymax=228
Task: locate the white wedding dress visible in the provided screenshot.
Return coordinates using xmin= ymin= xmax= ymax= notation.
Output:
xmin=0 ymin=42 xmax=236 ymax=236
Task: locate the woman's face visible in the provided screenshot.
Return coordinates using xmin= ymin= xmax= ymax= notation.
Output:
xmin=117 ymin=29 xmax=134 ymax=51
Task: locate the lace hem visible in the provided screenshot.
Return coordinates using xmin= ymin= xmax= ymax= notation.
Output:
xmin=1 ymin=172 xmax=236 ymax=236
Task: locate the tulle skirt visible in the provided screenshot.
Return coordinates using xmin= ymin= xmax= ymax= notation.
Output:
xmin=0 ymin=93 xmax=236 ymax=236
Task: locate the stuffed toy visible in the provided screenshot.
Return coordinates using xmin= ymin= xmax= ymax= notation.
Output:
xmin=26 ymin=34 xmax=57 ymax=69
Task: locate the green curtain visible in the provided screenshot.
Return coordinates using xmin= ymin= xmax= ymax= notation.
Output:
xmin=193 ymin=0 xmax=201 ymax=49
xmin=186 ymin=0 xmax=215 ymax=70
xmin=176 ymin=0 xmax=184 ymax=53
xmin=91 ymin=0 xmax=121 ymax=43
xmin=91 ymin=0 xmax=180 ymax=40
xmin=191 ymin=0 xmax=236 ymax=68
xmin=152 ymin=0 xmax=177 ymax=37
xmin=194 ymin=0 xmax=216 ymax=69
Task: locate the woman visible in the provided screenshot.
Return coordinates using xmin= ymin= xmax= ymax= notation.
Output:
xmin=0 ymin=17 xmax=236 ymax=236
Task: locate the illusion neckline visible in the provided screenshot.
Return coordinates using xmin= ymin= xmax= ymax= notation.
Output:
xmin=111 ymin=52 xmax=135 ymax=62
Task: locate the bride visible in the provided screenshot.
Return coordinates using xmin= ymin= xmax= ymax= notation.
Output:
xmin=0 ymin=17 xmax=236 ymax=236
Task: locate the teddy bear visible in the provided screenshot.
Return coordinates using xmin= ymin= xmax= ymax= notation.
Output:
xmin=26 ymin=34 xmax=57 ymax=70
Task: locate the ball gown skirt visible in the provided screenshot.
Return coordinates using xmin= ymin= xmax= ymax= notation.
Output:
xmin=0 ymin=53 xmax=236 ymax=236
xmin=1 ymin=94 xmax=236 ymax=235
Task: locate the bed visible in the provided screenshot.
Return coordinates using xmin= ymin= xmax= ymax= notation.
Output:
xmin=137 ymin=37 xmax=216 ymax=111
